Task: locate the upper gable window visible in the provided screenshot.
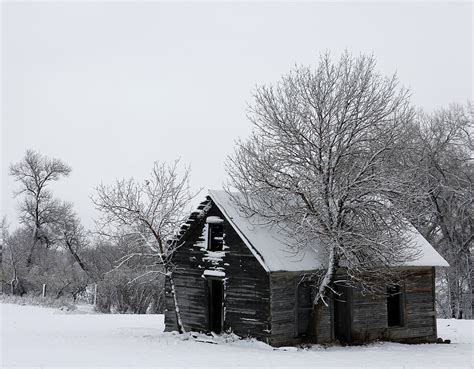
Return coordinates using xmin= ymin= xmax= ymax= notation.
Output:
xmin=206 ymin=216 xmax=224 ymax=251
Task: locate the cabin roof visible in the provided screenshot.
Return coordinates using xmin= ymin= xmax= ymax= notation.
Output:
xmin=208 ymin=190 xmax=449 ymax=272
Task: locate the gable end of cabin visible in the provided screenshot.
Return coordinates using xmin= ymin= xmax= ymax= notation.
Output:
xmin=164 ymin=196 xmax=271 ymax=342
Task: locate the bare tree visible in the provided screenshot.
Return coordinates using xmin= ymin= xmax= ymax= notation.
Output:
xmin=410 ymin=103 xmax=473 ymax=319
xmin=80 ymin=237 xmax=165 ymax=313
xmin=1 ymin=217 xmax=9 ymax=294
xmin=54 ymin=202 xmax=90 ymax=274
xmin=0 ymin=217 xmax=4 ymax=264
xmin=227 ymin=52 xmax=420 ymax=312
xmin=9 ymin=150 xmax=71 ymax=266
xmin=1 ymin=224 xmax=30 ymax=295
xmin=92 ymin=160 xmax=198 ymax=332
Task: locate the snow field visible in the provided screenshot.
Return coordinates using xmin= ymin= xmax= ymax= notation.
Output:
xmin=1 ymin=303 xmax=472 ymax=369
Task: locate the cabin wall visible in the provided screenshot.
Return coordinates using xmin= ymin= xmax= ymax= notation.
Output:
xmin=269 ymin=272 xmax=333 ymax=346
xmin=350 ymin=288 xmax=386 ymax=342
xmin=269 ymin=267 xmax=438 ymax=346
xmin=351 ymin=267 xmax=438 ymax=343
xmin=385 ymin=267 xmax=437 ymax=343
xmin=164 ymin=199 xmax=271 ymax=342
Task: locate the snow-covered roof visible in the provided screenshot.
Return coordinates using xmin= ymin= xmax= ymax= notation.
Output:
xmin=208 ymin=190 xmax=449 ymax=272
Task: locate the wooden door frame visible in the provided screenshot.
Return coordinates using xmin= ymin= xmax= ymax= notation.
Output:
xmin=205 ymin=277 xmax=224 ymax=333
xmin=332 ymin=284 xmax=353 ymax=344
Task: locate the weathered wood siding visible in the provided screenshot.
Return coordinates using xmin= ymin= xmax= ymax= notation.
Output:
xmin=164 ymin=198 xmax=271 ymax=342
xmin=350 ymin=287 xmax=386 ymax=342
xmin=385 ymin=267 xmax=437 ymax=343
xmin=269 ymin=272 xmax=298 ymax=346
xmin=351 ymin=267 xmax=438 ymax=343
xmin=269 ymin=267 xmax=438 ymax=346
xmin=269 ymin=272 xmax=332 ymax=346
xmin=165 ymin=198 xmax=438 ymax=346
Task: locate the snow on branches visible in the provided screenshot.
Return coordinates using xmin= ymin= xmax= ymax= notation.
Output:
xmin=92 ymin=160 xmax=199 ymax=332
xmin=227 ymin=52 xmax=423 ymax=305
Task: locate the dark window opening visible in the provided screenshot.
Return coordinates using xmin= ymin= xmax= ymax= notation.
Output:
xmin=208 ymin=223 xmax=224 ymax=251
xmin=387 ymin=285 xmax=404 ymax=327
xmin=296 ymin=282 xmax=313 ymax=337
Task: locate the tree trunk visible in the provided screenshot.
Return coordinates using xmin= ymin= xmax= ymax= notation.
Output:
xmin=466 ymin=249 xmax=473 ymax=320
xmin=449 ymin=276 xmax=457 ymax=318
xmin=313 ymin=245 xmax=337 ymax=306
xmin=168 ymin=273 xmax=185 ymax=334
xmin=10 ymin=265 xmax=18 ymax=295
xmin=25 ymin=231 xmax=39 ymax=267
xmin=308 ymin=246 xmax=337 ymax=340
xmin=56 ymin=281 xmax=71 ymax=299
xmin=469 ymin=253 xmax=474 ymax=319
xmin=65 ymin=240 xmax=89 ymax=273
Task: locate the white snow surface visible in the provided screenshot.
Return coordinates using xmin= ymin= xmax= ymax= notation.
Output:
xmin=401 ymin=225 xmax=449 ymax=267
xmin=206 ymin=216 xmax=224 ymax=224
xmin=208 ymin=190 xmax=448 ymax=272
xmin=1 ymin=303 xmax=472 ymax=369
xmin=203 ymin=269 xmax=226 ymax=277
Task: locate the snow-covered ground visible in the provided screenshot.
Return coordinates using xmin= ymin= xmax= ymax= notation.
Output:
xmin=1 ymin=303 xmax=472 ymax=369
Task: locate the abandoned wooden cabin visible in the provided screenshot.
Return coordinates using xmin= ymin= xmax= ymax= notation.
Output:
xmin=164 ymin=190 xmax=449 ymax=346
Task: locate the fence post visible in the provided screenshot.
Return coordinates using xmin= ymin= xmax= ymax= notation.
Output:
xmin=42 ymin=284 xmax=46 ymax=298
xmin=93 ymin=283 xmax=98 ymax=306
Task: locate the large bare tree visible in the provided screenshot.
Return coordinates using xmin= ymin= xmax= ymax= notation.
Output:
xmin=410 ymin=103 xmax=473 ymax=319
xmin=93 ymin=160 xmax=198 ymax=332
xmin=9 ymin=150 xmax=71 ymax=266
xmin=227 ymin=52 xmax=421 ymax=310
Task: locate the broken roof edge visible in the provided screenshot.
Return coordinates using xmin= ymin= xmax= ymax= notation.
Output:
xmin=208 ymin=189 xmax=271 ymax=273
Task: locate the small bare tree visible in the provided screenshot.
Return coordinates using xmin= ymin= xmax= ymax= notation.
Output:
xmin=1 ymin=217 xmax=10 ymax=294
xmin=92 ymin=160 xmax=198 ymax=333
xmin=1 ymin=223 xmax=30 ymax=295
xmin=9 ymin=150 xmax=71 ymax=266
xmin=227 ymin=52 xmax=421 ymax=313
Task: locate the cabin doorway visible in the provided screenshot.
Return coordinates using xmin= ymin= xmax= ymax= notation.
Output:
xmin=207 ymin=279 xmax=224 ymax=333
xmin=333 ymin=285 xmax=352 ymax=344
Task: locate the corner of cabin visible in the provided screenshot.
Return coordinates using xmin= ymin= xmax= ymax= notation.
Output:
xmin=164 ymin=196 xmax=271 ymax=342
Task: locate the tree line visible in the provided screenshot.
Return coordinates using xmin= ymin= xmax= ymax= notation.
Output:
xmin=1 ymin=52 xmax=472 ymax=321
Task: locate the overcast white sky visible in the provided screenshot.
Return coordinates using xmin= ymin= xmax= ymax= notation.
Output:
xmin=1 ymin=1 xmax=472 ymax=230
